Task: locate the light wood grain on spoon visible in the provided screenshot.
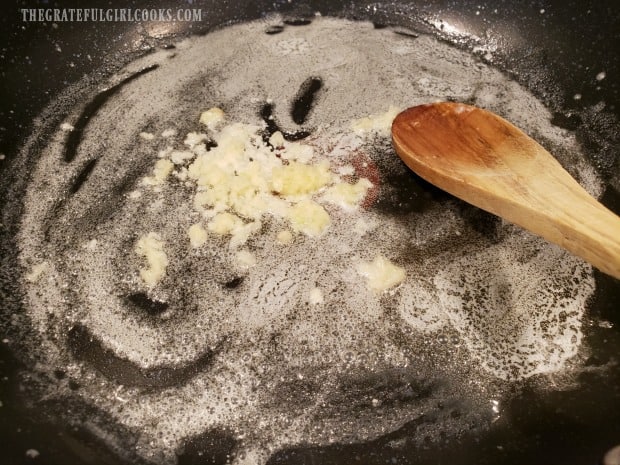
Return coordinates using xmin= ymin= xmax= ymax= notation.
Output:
xmin=391 ymin=102 xmax=620 ymax=279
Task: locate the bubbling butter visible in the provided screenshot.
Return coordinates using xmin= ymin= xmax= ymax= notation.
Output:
xmin=10 ymin=14 xmax=604 ymax=465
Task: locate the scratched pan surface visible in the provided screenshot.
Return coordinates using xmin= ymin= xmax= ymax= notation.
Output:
xmin=1 ymin=1 xmax=620 ymax=464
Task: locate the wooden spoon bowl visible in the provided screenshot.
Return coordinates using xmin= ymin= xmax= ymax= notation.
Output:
xmin=391 ymin=102 xmax=620 ymax=279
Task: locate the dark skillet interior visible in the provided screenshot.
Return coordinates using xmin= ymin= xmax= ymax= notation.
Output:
xmin=1 ymin=1 xmax=619 ymax=464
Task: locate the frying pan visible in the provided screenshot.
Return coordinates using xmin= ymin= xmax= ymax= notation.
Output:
xmin=1 ymin=1 xmax=619 ymax=464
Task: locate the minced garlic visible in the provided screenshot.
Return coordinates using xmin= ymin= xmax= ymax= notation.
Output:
xmin=139 ymin=132 xmax=155 ymax=141
xmin=271 ymin=161 xmax=332 ymax=196
xmin=287 ymin=200 xmax=330 ymax=237
xmin=188 ymin=223 xmax=208 ymax=248
xmin=356 ymin=255 xmax=406 ymax=292
xmin=322 ymin=178 xmax=373 ymax=209
xmin=309 ymin=287 xmax=324 ymax=305
xmin=276 ymin=230 xmax=294 ymax=244
xmin=161 ymin=128 xmax=177 ymax=138
xmin=207 ymin=212 xmax=244 ymax=235
xmin=199 ymin=107 xmax=225 ymax=129
xmin=269 ymin=131 xmax=285 ymax=148
xmin=142 ymin=159 xmax=174 ymax=186
xmin=236 ymin=249 xmax=257 ymax=269
xmin=229 ymin=220 xmax=261 ymax=249
xmin=134 ymin=107 xmax=392 ymax=281
xmin=135 ymin=232 xmax=168 ymax=287
xmin=170 ymin=150 xmax=195 ymax=165
xmin=351 ymin=105 xmax=401 ymax=134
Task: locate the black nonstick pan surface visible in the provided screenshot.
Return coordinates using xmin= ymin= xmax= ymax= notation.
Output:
xmin=1 ymin=1 xmax=619 ymax=464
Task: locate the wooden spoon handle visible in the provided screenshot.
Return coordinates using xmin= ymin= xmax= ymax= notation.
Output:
xmin=527 ymin=174 xmax=620 ymax=279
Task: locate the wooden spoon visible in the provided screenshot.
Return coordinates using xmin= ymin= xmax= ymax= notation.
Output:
xmin=391 ymin=101 xmax=620 ymax=279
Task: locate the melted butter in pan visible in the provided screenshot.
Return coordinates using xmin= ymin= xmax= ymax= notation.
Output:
xmin=13 ymin=16 xmax=602 ymax=465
